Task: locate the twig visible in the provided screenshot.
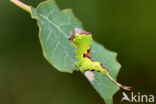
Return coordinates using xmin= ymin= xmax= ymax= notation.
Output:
xmin=10 ymin=0 xmax=31 ymax=13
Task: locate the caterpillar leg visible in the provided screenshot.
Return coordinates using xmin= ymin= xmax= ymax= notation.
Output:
xmin=79 ymin=67 xmax=86 ymax=73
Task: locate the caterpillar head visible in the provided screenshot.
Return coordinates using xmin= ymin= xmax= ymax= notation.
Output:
xmin=68 ymin=28 xmax=91 ymax=47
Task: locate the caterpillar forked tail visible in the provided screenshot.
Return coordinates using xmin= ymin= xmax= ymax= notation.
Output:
xmin=106 ymin=74 xmax=132 ymax=91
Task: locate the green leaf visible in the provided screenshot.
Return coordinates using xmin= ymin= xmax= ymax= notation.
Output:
xmin=90 ymin=41 xmax=120 ymax=104
xmin=30 ymin=0 xmax=121 ymax=103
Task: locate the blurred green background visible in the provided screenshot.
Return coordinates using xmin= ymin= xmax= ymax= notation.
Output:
xmin=0 ymin=0 xmax=156 ymax=104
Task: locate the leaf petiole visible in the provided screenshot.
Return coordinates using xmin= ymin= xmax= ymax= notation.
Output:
xmin=10 ymin=0 xmax=31 ymax=13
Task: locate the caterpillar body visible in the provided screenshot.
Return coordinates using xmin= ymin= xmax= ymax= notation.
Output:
xmin=68 ymin=28 xmax=131 ymax=91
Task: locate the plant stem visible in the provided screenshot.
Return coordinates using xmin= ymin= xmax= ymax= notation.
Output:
xmin=10 ymin=0 xmax=31 ymax=13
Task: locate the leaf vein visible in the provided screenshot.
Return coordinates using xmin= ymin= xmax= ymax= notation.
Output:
xmin=39 ymin=14 xmax=75 ymax=68
xmin=39 ymin=14 xmax=68 ymax=38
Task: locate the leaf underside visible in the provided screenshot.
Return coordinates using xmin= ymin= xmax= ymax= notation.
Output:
xmin=30 ymin=0 xmax=121 ymax=104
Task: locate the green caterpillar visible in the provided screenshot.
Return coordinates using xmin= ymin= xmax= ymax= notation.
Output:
xmin=69 ymin=28 xmax=131 ymax=90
